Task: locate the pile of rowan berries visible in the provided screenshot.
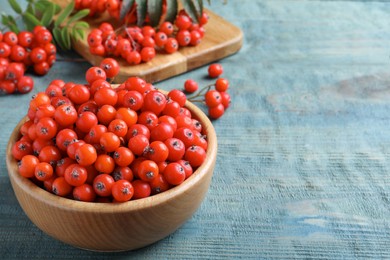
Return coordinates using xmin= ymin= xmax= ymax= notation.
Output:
xmin=0 ymin=26 xmax=56 ymax=95
xmin=87 ymin=11 xmax=208 ymax=65
xmin=12 ymin=58 xmax=209 ymax=203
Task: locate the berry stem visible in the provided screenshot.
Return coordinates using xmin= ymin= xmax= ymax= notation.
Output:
xmin=187 ymin=83 xmax=214 ymax=100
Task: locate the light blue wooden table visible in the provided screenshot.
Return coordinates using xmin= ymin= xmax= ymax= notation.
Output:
xmin=1 ymin=0 xmax=390 ymax=258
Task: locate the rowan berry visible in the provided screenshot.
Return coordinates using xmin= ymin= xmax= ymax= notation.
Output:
xmin=99 ymin=131 xmax=121 ymax=152
xmin=3 ymin=31 xmax=18 ymax=46
xmin=150 ymin=122 xmax=174 ymax=142
xmin=56 ymin=157 xmax=76 ymax=177
xmin=35 ymin=117 xmax=58 ymax=141
xmin=164 ymin=38 xmax=179 ymax=54
xmin=123 ymin=90 xmax=144 ymax=111
xmin=138 ymin=160 xmax=159 ymax=182
xmin=115 ymin=107 xmax=138 ymax=128
xmin=52 ymin=176 xmax=73 ymax=197
xmin=159 ymin=21 xmax=174 ymax=35
xmin=140 ymin=47 xmax=156 ymax=62
xmin=93 ymin=173 xmax=115 ymax=197
xmin=146 ymin=140 xmax=169 ymax=163
xmin=168 ymin=89 xmax=187 ymax=107
xmin=68 ymin=84 xmax=91 ymax=105
xmin=208 ymin=63 xmax=223 ymax=78
xmin=205 ymin=90 xmax=222 ymax=108
xmin=5 ymin=62 xmax=24 ymax=80
xmin=164 ymin=137 xmax=185 ymax=162
xmin=54 ymin=104 xmax=78 ymax=127
xmin=73 ymin=183 xmax=96 ymax=202
xmin=17 ymin=76 xmax=34 ymax=94
xmin=99 ymin=57 xmax=120 ymax=78
xmin=113 ymin=146 xmax=134 ymax=167
xmin=108 ymin=118 xmax=128 ymax=137
xmin=208 ymin=103 xmax=225 ymax=119
xmin=112 ymin=166 xmax=133 ymax=182
xmin=38 ymin=145 xmax=62 ymax=166
xmin=154 ymin=32 xmax=168 ymax=47
xmin=127 ymin=123 xmax=150 ymax=139
xmin=76 ymin=111 xmax=98 ymax=133
xmin=174 ymin=127 xmax=195 ymax=148
xmin=97 ymin=104 xmax=117 ymax=125
xmin=95 ymin=154 xmax=116 ymax=174
xmin=56 ymin=128 xmax=78 ymax=151
xmin=184 ymin=79 xmax=198 ymax=93
xmin=163 ymin=162 xmax=186 ymax=185
xmin=112 ymin=179 xmax=134 ymax=202
xmin=175 ymin=15 xmax=192 ymax=30
xmin=30 ymin=47 xmax=47 ymax=64
xmin=215 ymin=78 xmax=229 ymax=92
xmin=12 ymin=140 xmax=33 ymax=160
xmin=128 ymin=134 xmax=149 ymax=156
xmin=220 ymin=91 xmax=231 ymax=108
xmin=143 ymin=90 xmax=167 ymax=115
xmin=189 ymin=30 xmax=202 ymax=46
xmin=67 ymin=140 xmax=86 ymax=160
xmin=138 ymin=111 xmax=159 ymax=130
xmin=75 ymin=143 xmax=97 ymax=166
xmin=176 ymin=30 xmax=191 ymax=46
xmin=35 ymin=29 xmax=52 ymax=45
xmin=87 ymin=124 xmax=107 ymax=144
xmin=85 ymin=66 xmax=106 ymax=84
xmin=126 ymin=51 xmax=142 ymax=65
xmin=33 ymin=61 xmax=50 ymax=75
xmin=131 ymin=180 xmax=151 ymax=199
xmin=10 ymin=45 xmax=26 ymax=62
xmin=0 ymin=42 xmax=11 ymax=58
xmin=64 ymin=164 xmax=88 ymax=186
xmin=177 ymin=159 xmax=193 ymax=179
xmin=184 ymin=145 xmax=206 ymax=167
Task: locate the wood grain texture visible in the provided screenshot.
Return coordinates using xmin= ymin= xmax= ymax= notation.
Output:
xmin=2 ymin=0 xmax=390 ymax=259
xmin=51 ymin=0 xmax=243 ymax=83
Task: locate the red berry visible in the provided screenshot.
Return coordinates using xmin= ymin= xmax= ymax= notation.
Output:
xmin=208 ymin=63 xmax=223 ymax=78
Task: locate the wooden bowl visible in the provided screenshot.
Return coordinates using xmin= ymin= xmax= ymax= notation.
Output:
xmin=6 ymin=95 xmax=217 ymax=252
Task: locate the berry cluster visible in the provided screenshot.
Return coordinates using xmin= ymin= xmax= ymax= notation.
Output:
xmin=0 ymin=26 xmax=56 ymax=95
xmin=185 ymin=63 xmax=231 ymax=119
xmin=12 ymin=61 xmax=208 ymax=203
xmin=87 ymin=10 xmax=208 ymax=65
xmin=74 ymin=0 xmax=118 ymax=19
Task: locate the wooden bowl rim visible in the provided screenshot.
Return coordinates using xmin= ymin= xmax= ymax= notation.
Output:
xmin=6 ymin=89 xmax=217 ymax=214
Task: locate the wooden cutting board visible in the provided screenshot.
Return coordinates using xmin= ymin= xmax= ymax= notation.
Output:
xmin=51 ymin=0 xmax=243 ymax=83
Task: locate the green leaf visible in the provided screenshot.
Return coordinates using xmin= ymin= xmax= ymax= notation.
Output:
xmin=53 ymin=3 xmax=61 ymax=14
xmin=67 ymin=9 xmax=90 ymax=25
xmin=26 ymin=3 xmax=35 ymax=15
xmin=120 ymin=0 xmax=135 ymax=21
xmin=74 ymin=21 xmax=89 ymax=29
xmin=23 ymin=12 xmax=42 ymax=27
xmin=54 ymin=1 xmax=75 ymax=27
xmin=41 ymin=3 xmax=55 ymax=27
xmin=147 ymin=0 xmax=163 ymax=27
xmin=53 ymin=27 xmax=66 ymax=50
xmin=2 ymin=14 xmax=19 ymax=33
xmin=181 ymin=0 xmax=199 ymax=23
xmin=8 ymin=0 xmax=22 ymax=14
xmin=165 ymin=0 xmax=178 ymax=23
xmin=61 ymin=27 xmax=71 ymax=50
xmin=135 ymin=0 xmax=147 ymax=27
xmin=193 ymin=0 xmax=203 ymax=17
xmin=74 ymin=28 xmax=85 ymax=39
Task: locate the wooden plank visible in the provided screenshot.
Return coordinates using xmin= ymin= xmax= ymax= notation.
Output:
xmin=51 ymin=0 xmax=243 ymax=83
